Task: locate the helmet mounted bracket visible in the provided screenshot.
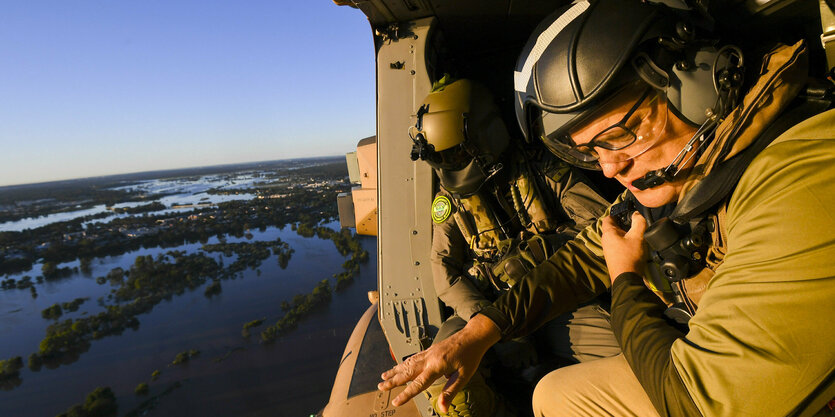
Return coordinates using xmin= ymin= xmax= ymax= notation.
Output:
xmin=409 ymin=103 xmax=434 ymax=161
xmin=633 ymin=52 xmax=670 ymax=90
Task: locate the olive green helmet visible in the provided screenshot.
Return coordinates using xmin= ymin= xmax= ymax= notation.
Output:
xmin=409 ymin=78 xmax=511 ymax=194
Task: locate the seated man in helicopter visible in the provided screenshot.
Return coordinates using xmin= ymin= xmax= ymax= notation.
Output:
xmin=383 ymin=0 xmax=835 ymax=416
xmin=408 ymin=76 xmax=619 ymax=417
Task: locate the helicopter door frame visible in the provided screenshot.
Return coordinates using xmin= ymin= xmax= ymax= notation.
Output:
xmin=375 ymin=17 xmax=444 ymax=417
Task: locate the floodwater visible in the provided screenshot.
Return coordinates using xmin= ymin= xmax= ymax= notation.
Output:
xmin=0 ymin=223 xmax=376 ymax=417
xmin=0 ymin=174 xmax=258 ymax=232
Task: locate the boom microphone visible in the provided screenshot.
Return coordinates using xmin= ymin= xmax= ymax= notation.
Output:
xmin=632 ymin=169 xmax=671 ymax=190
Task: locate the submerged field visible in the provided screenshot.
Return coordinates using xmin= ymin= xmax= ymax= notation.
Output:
xmin=0 ymin=159 xmax=375 ymax=416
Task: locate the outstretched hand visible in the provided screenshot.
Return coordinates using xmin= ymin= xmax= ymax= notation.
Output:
xmin=378 ymin=314 xmax=501 ymax=413
xmin=601 ymin=211 xmax=648 ymax=283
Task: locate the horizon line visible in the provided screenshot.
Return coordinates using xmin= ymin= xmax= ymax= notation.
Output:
xmin=0 ymin=154 xmax=346 ymax=190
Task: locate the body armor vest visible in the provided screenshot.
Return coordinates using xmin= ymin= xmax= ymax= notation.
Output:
xmin=450 ymin=161 xmax=561 ymax=261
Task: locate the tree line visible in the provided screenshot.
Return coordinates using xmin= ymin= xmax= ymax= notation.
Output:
xmin=0 ymin=182 xmax=344 ymax=278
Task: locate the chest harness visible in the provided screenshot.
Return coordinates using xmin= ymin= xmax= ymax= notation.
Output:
xmin=446 ymin=155 xmax=568 ymax=289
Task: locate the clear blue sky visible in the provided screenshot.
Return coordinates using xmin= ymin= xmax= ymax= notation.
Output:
xmin=0 ymin=1 xmax=375 ymax=186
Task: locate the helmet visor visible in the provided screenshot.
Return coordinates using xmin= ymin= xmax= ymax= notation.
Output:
xmin=425 ymin=144 xmax=472 ymax=171
xmin=533 ymin=81 xmax=669 ymax=170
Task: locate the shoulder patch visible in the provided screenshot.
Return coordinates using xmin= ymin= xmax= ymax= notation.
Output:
xmin=432 ymin=195 xmax=453 ymax=224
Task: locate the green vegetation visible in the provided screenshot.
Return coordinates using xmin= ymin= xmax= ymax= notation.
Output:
xmin=295 ymin=225 xmax=370 ymax=291
xmin=0 ymin=187 xmax=149 ymax=224
xmin=241 ymin=318 xmax=265 ymax=337
xmin=62 ymin=297 xmax=88 ymax=313
xmin=295 ymin=224 xmax=366 ymax=257
xmin=254 ymin=225 xmax=368 ymax=342
xmin=134 ymin=382 xmax=149 ymax=395
xmin=0 ymin=160 xmax=313 ymax=226
xmin=28 ymin=353 xmax=42 ymax=371
xmin=123 ymin=381 xmax=182 ymax=417
xmin=277 ymin=249 xmax=292 ymax=269
xmin=55 ymin=386 xmax=118 ymax=417
xmin=105 ymin=267 xmax=124 ymax=284
xmin=79 ymin=257 xmax=92 ymax=274
xmin=32 ymin=242 xmax=304 ymax=366
xmin=202 ymin=238 xmax=294 ymax=276
xmin=2 ymin=275 xmax=34 ymax=290
xmin=42 ymin=304 xmax=63 ymax=320
xmin=0 ymin=168 xmax=346 ymax=277
xmin=0 ymin=159 xmax=364 ymax=400
xmin=334 ymin=248 xmax=369 ymax=291
xmin=38 ymin=306 xmax=140 ymax=358
xmin=204 ymin=280 xmax=222 ymax=297
xmin=114 ymin=253 xmax=221 ymax=301
xmin=171 ymin=349 xmax=200 ymax=365
xmin=42 ymin=261 xmax=75 ymax=280
xmin=41 ymin=299 xmax=86 ymax=320
xmin=17 ymin=226 xmax=367 ymax=386
xmin=0 ymin=356 xmax=23 ymax=379
xmin=33 ymin=252 xmax=224 ymax=361
xmin=260 ymin=279 xmax=332 ymax=343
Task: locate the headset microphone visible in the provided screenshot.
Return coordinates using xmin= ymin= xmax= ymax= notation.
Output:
xmin=633 ymin=169 xmax=672 ymax=190
xmin=632 ymin=106 xmax=723 ymax=190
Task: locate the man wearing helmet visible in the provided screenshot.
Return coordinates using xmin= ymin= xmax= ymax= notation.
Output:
xmin=380 ymin=1 xmax=835 ymax=416
xmin=409 ymin=76 xmax=618 ymax=417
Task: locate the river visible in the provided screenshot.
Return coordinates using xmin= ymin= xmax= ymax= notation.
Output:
xmin=0 ymin=223 xmax=376 ymax=417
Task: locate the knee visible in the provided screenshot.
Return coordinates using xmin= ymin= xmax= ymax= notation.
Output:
xmin=532 ymin=368 xmax=573 ymax=417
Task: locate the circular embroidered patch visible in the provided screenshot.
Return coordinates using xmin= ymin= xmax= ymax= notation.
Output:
xmin=431 ymin=196 xmax=452 ymax=224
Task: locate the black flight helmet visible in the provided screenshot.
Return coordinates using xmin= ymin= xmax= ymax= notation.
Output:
xmin=514 ymin=0 xmax=741 ymax=175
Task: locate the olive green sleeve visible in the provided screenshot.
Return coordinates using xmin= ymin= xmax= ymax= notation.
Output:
xmin=670 ymin=133 xmax=835 ymax=416
xmin=430 ymin=215 xmax=491 ymax=321
xmin=610 ymin=273 xmax=702 ymax=417
xmin=479 ymin=204 xmax=614 ymax=338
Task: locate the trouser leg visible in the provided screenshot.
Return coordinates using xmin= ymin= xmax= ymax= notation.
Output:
xmin=532 ymin=353 xmax=660 ymax=417
xmin=435 ymin=303 xmax=621 ymax=365
xmin=537 ymin=302 xmax=621 ymax=363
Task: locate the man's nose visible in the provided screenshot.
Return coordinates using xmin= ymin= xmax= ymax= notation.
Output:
xmin=599 ymin=158 xmax=630 ymax=178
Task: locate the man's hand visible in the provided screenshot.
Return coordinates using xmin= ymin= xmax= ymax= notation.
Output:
xmin=601 ymin=212 xmax=647 ymax=283
xmin=378 ymin=314 xmax=501 ymax=413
